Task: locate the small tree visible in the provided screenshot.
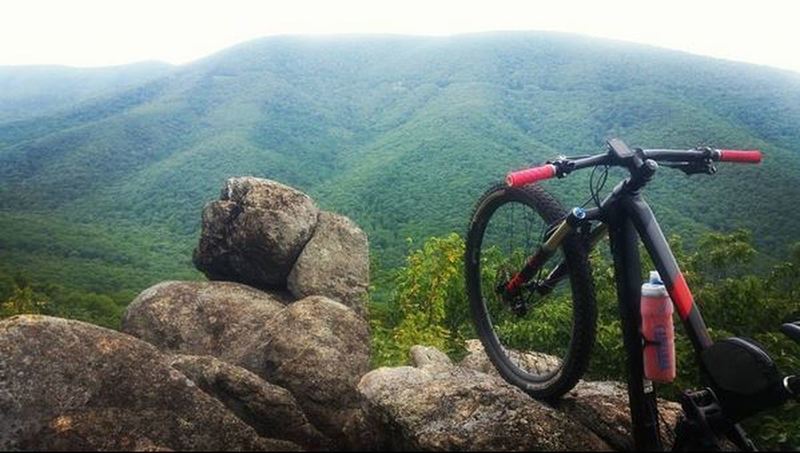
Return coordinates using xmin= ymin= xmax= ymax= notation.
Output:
xmin=0 ymin=285 xmax=50 ymax=318
xmin=371 ymin=233 xmax=468 ymax=366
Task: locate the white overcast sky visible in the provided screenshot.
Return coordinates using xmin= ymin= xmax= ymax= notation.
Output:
xmin=1 ymin=0 xmax=799 ymax=73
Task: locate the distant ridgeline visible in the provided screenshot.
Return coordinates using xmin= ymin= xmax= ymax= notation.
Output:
xmin=1 ymin=32 xmax=800 ymax=299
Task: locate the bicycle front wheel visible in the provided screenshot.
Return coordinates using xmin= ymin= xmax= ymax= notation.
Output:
xmin=465 ymin=183 xmax=596 ymax=399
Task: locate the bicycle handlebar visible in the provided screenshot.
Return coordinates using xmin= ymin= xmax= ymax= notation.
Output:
xmin=506 ymin=147 xmax=762 ymax=188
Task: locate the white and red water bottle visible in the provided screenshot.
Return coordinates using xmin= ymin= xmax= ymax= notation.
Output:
xmin=641 ymin=271 xmax=676 ymax=383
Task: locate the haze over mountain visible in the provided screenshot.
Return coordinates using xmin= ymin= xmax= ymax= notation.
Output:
xmin=0 ymin=61 xmax=172 ymax=122
xmin=1 ymin=31 xmax=799 ymax=297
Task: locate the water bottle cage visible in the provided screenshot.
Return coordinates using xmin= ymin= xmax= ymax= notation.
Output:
xmin=640 ymin=335 xmax=660 ymax=347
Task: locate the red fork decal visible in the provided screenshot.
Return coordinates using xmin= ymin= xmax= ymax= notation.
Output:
xmin=506 ymin=252 xmax=546 ymax=293
xmin=506 ymin=274 xmax=525 ymax=293
xmin=667 ymin=273 xmax=694 ymax=320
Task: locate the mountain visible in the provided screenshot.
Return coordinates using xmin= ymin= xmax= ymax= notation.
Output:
xmin=1 ymin=31 xmax=800 ymax=297
xmin=0 ymin=61 xmax=173 ymax=122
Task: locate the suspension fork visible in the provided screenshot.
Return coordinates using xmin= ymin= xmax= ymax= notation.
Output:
xmin=503 ymin=207 xmax=602 ymax=295
xmin=535 ymin=222 xmax=608 ymax=295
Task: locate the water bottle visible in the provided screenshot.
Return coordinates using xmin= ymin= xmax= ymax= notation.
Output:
xmin=641 ymin=271 xmax=676 ymax=383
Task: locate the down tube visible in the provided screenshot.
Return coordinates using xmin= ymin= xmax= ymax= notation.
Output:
xmin=623 ymin=195 xmax=713 ymax=352
xmin=608 ymin=209 xmax=662 ymax=451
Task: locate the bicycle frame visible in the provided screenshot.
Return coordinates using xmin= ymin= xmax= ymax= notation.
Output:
xmin=525 ymin=175 xmax=719 ymax=450
xmin=604 ymin=186 xmax=712 ymax=451
xmin=498 ymin=143 xmax=797 ymax=451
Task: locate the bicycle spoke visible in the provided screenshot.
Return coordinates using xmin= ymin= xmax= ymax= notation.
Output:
xmin=478 ymin=197 xmax=574 ymax=380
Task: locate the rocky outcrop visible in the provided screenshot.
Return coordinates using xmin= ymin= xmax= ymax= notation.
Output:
xmin=558 ymin=381 xmax=683 ymax=451
xmin=193 ymin=177 xmax=320 ymax=289
xmin=3 ymin=312 xmax=687 ymax=452
xmin=236 ymin=296 xmax=372 ymax=447
xmin=459 ymin=339 xmax=683 ymax=451
xmin=0 ymin=315 xmax=297 ymax=451
xmin=170 ymin=354 xmax=330 ymax=450
xmin=121 ymin=177 xmax=378 ymax=448
xmin=0 ymin=173 xmax=691 ymax=452
xmin=358 ymin=344 xmax=611 ymax=451
xmin=288 ymin=211 xmax=370 ymax=317
xmin=192 ymin=177 xmax=370 ymax=318
xmin=123 ymin=283 xmax=371 ymax=449
xmin=121 ymin=280 xmax=287 ymax=362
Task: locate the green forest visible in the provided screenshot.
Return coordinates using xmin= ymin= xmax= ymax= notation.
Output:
xmin=2 ymin=32 xmax=800 ymax=287
xmin=1 ymin=32 xmax=800 ymax=449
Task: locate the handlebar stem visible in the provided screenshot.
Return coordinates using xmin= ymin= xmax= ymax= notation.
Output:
xmin=625 ymin=159 xmax=658 ymax=194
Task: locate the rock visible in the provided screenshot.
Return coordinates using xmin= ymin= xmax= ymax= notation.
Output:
xmin=460 ymin=339 xmax=562 ymax=378
xmin=287 ymin=211 xmax=370 ymax=317
xmin=460 ymin=340 xmax=683 ymax=450
xmin=0 ymin=315 xmax=297 ymax=451
xmin=459 ymin=339 xmax=495 ymax=374
xmin=237 ymin=296 xmax=372 ymax=448
xmin=557 ymin=381 xmax=682 ymax=451
xmin=358 ymin=345 xmax=610 ymax=451
xmin=124 ymin=284 xmax=372 ymax=449
xmin=409 ymin=344 xmax=453 ymax=374
xmin=193 ymin=177 xmax=319 ymax=289
xmin=170 ymin=354 xmax=330 ymax=450
xmin=121 ymin=281 xmax=286 ymax=362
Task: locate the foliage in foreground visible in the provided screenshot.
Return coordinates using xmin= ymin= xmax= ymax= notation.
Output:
xmin=370 ymin=229 xmax=800 ymax=449
xmin=370 ymin=234 xmax=471 ymax=366
xmin=0 ymin=272 xmax=129 ymax=329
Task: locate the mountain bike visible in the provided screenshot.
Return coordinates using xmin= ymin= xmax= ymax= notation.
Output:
xmin=465 ymin=139 xmax=800 ymax=451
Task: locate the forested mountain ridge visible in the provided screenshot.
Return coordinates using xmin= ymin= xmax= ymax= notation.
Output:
xmin=0 ymin=60 xmax=173 ymax=123
xmin=1 ymin=31 xmax=800 ymax=298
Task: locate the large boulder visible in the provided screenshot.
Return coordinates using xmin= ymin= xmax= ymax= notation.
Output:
xmin=288 ymin=211 xmax=370 ymax=318
xmin=237 ymin=296 xmax=372 ymax=448
xmin=170 ymin=354 xmax=330 ymax=450
xmin=121 ymin=280 xmax=286 ymax=362
xmin=0 ymin=315 xmax=297 ymax=451
xmin=193 ymin=177 xmax=320 ymax=289
xmin=123 ymin=282 xmax=372 ymax=449
xmin=358 ymin=345 xmax=610 ymax=451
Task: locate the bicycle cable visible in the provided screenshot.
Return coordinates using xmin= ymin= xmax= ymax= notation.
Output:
xmin=581 ymin=162 xmax=610 ymax=209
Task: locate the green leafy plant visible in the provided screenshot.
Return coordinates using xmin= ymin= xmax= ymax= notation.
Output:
xmin=371 ymin=233 xmax=470 ymax=366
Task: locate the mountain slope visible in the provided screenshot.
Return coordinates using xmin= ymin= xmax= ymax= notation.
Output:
xmin=0 ymin=61 xmax=173 ymax=123
xmin=1 ymin=32 xmax=799 ymax=294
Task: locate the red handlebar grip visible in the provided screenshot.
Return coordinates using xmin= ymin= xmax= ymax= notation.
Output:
xmin=719 ymin=149 xmax=762 ymax=164
xmin=506 ymin=164 xmax=557 ymax=187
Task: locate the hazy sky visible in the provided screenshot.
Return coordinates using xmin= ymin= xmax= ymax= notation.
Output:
xmin=2 ymin=0 xmax=799 ymax=73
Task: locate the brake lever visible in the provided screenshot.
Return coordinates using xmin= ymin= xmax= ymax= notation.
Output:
xmin=661 ymin=161 xmax=718 ymax=176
